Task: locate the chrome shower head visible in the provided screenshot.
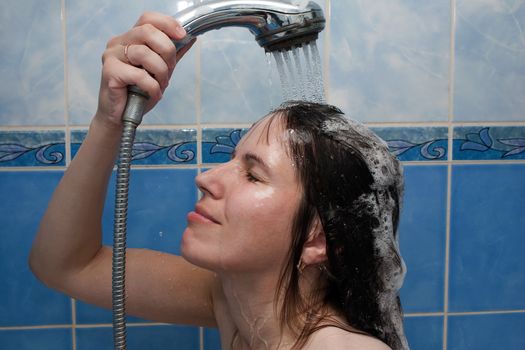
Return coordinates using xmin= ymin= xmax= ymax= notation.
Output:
xmin=174 ymin=0 xmax=325 ymax=52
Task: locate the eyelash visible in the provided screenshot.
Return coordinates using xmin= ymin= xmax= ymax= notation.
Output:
xmin=245 ymin=170 xmax=259 ymax=183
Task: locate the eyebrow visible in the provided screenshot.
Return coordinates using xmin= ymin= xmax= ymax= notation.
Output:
xmin=232 ymin=150 xmax=271 ymax=174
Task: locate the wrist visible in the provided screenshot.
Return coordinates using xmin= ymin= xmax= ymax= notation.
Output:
xmin=91 ymin=112 xmax=123 ymax=137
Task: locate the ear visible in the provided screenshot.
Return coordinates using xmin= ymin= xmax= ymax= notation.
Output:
xmin=301 ymin=217 xmax=327 ymax=266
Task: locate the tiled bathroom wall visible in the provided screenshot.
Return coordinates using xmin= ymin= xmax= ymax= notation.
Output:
xmin=1 ymin=0 xmax=524 ymax=349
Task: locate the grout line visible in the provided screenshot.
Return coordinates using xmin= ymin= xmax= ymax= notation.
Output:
xmin=443 ymin=154 xmax=452 ymax=350
xmin=195 ymin=34 xmax=205 ymax=350
xmin=71 ymin=298 xmax=77 ymax=350
xmin=4 ymin=120 xmax=525 ymax=132
xmin=323 ymin=0 xmax=331 ymax=102
xmin=63 ymin=9 xmax=73 ymax=350
xmin=4 ymin=309 xmax=525 ymax=331
xmin=448 ymin=0 xmax=456 ymax=125
xmin=405 ymin=312 xmax=444 ymax=317
xmin=443 ymin=1 xmax=457 ymax=348
xmin=0 ymin=167 xmax=68 ymax=172
xmin=196 ymin=40 xmax=203 ymax=167
xmin=75 ymin=322 xmax=173 ymax=328
xmin=0 ymin=126 xmax=72 ymax=131
xmin=61 ymin=0 xmax=71 ymax=167
xmin=0 ymin=325 xmax=74 ymax=331
xmin=448 ymin=310 xmax=525 ymax=316
xmin=200 ymin=326 xmax=204 ymax=350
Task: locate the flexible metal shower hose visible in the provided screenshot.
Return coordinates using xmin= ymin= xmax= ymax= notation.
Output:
xmin=112 ymin=86 xmax=148 ymax=350
xmin=112 ymin=120 xmax=137 ymax=350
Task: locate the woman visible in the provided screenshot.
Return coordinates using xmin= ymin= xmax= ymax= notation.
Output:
xmin=29 ymin=12 xmax=408 ymax=350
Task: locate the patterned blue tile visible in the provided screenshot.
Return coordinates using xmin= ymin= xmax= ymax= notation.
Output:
xmin=201 ymin=127 xmax=449 ymax=163
xmin=202 ymin=128 xmax=248 ymax=163
xmin=329 ymin=0 xmax=450 ymax=122
xmin=453 ymin=126 xmax=525 ymax=160
xmin=454 ymin=0 xmax=525 ymax=121
xmin=0 ymin=328 xmax=71 ymax=350
xmin=0 ymin=131 xmax=65 ymax=167
xmin=203 ymin=328 xmax=221 ymax=350
xmin=0 ymin=0 xmax=65 ymax=126
xmin=66 ymin=0 xmax=197 ymax=126
xmin=403 ymin=316 xmax=443 ymax=350
xmin=0 ymin=171 xmax=71 ymax=326
xmin=77 ymin=168 xmax=197 ymax=323
xmin=399 ymin=166 xmax=447 ymax=313
xmin=448 ymin=313 xmax=525 ymax=350
xmin=450 ymin=164 xmax=525 ymax=311
xmin=71 ymin=129 xmax=196 ymax=165
xmin=372 ymin=127 xmax=448 ymax=161
xmin=76 ymin=325 xmax=199 ymax=350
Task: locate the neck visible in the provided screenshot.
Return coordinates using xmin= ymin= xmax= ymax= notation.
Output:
xmin=219 ymin=270 xmax=294 ymax=350
xmin=218 ymin=267 xmax=326 ymax=350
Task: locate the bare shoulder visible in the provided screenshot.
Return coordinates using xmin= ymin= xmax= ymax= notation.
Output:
xmin=305 ymin=326 xmax=391 ymax=350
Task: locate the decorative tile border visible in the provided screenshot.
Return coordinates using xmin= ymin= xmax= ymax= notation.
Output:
xmin=202 ymin=128 xmax=249 ymax=163
xmin=72 ymin=129 xmax=197 ymax=165
xmin=453 ymin=126 xmax=525 ymax=160
xmin=2 ymin=126 xmax=524 ymax=167
xmin=202 ymin=127 xmax=449 ymax=163
xmin=0 ymin=131 xmax=65 ymax=167
xmin=372 ymin=127 xmax=449 ymax=162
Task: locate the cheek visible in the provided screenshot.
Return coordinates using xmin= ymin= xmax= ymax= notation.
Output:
xmin=229 ymin=187 xmax=298 ymax=237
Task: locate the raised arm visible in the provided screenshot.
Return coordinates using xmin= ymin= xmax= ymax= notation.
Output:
xmin=29 ymin=12 xmax=217 ymax=327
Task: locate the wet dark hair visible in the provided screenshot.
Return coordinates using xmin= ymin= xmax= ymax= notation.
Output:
xmin=270 ymin=101 xmax=407 ymax=349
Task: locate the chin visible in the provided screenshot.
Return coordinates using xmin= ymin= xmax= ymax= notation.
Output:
xmin=180 ymin=228 xmax=216 ymax=271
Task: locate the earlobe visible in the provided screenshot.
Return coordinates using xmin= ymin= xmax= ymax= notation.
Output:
xmin=301 ymin=219 xmax=327 ymax=266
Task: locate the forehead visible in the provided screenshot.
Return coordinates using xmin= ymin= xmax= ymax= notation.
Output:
xmin=237 ymin=113 xmax=288 ymax=150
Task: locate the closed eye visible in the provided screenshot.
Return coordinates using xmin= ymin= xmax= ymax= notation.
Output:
xmin=245 ymin=170 xmax=259 ymax=183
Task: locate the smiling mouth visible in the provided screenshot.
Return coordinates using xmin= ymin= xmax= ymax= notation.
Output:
xmin=189 ymin=205 xmax=220 ymax=224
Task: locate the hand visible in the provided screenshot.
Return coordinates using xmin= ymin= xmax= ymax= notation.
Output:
xmin=95 ymin=12 xmax=195 ymax=127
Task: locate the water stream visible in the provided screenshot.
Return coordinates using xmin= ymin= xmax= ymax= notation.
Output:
xmin=271 ymin=42 xmax=325 ymax=103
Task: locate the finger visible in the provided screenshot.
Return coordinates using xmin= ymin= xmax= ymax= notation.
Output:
xmin=122 ymin=43 xmax=170 ymax=90
xmin=135 ymin=12 xmax=186 ymax=41
xmin=103 ymin=56 xmax=163 ymax=102
xmin=125 ymin=24 xmax=177 ymax=70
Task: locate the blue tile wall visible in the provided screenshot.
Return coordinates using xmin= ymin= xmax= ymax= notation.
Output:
xmin=399 ymin=166 xmax=447 ymax=313
xmin=65 ymin=0 xmax=197 ymax=126
xmin=448 ymin=313 xmax=525 ymax=350
xmin=0 ymin=0 xmax=65 ymax=126
xmin=404 ymin=316 xmax=443 ymax=350
xmin=1 ymin=0 xmax=524 ymax=349
xmin=450 ymin=164 xmax=525 ymax=312
xmin=454 ymin=0 xmax=525 ymax=121
xmin=0 ymin=171 xmax=71 ymax=327
xmin=329 ymin=0 xmax=451 ymax=122
xmin=203 ymin=328 xmax=221 ymax=350
xmin=0 ymin=328 xmax=71 ymax=350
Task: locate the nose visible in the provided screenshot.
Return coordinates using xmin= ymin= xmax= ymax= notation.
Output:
xmin=195 ymin=160 xmax=236 ymax=199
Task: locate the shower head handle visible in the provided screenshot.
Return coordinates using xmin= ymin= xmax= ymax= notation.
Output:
xmin=173 ymin=0 xmax=325 ymax=52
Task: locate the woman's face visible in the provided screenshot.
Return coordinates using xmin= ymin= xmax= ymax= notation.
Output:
xmin=181 ymin=115 xmax=302 ymax=275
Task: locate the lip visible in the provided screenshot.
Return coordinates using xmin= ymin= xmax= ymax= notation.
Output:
xmin=189 ymin=204 xmax=220 ymax=224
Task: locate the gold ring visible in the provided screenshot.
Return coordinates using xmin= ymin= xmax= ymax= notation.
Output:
xmin=123 ymin=43 xmax=132 ymax=63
